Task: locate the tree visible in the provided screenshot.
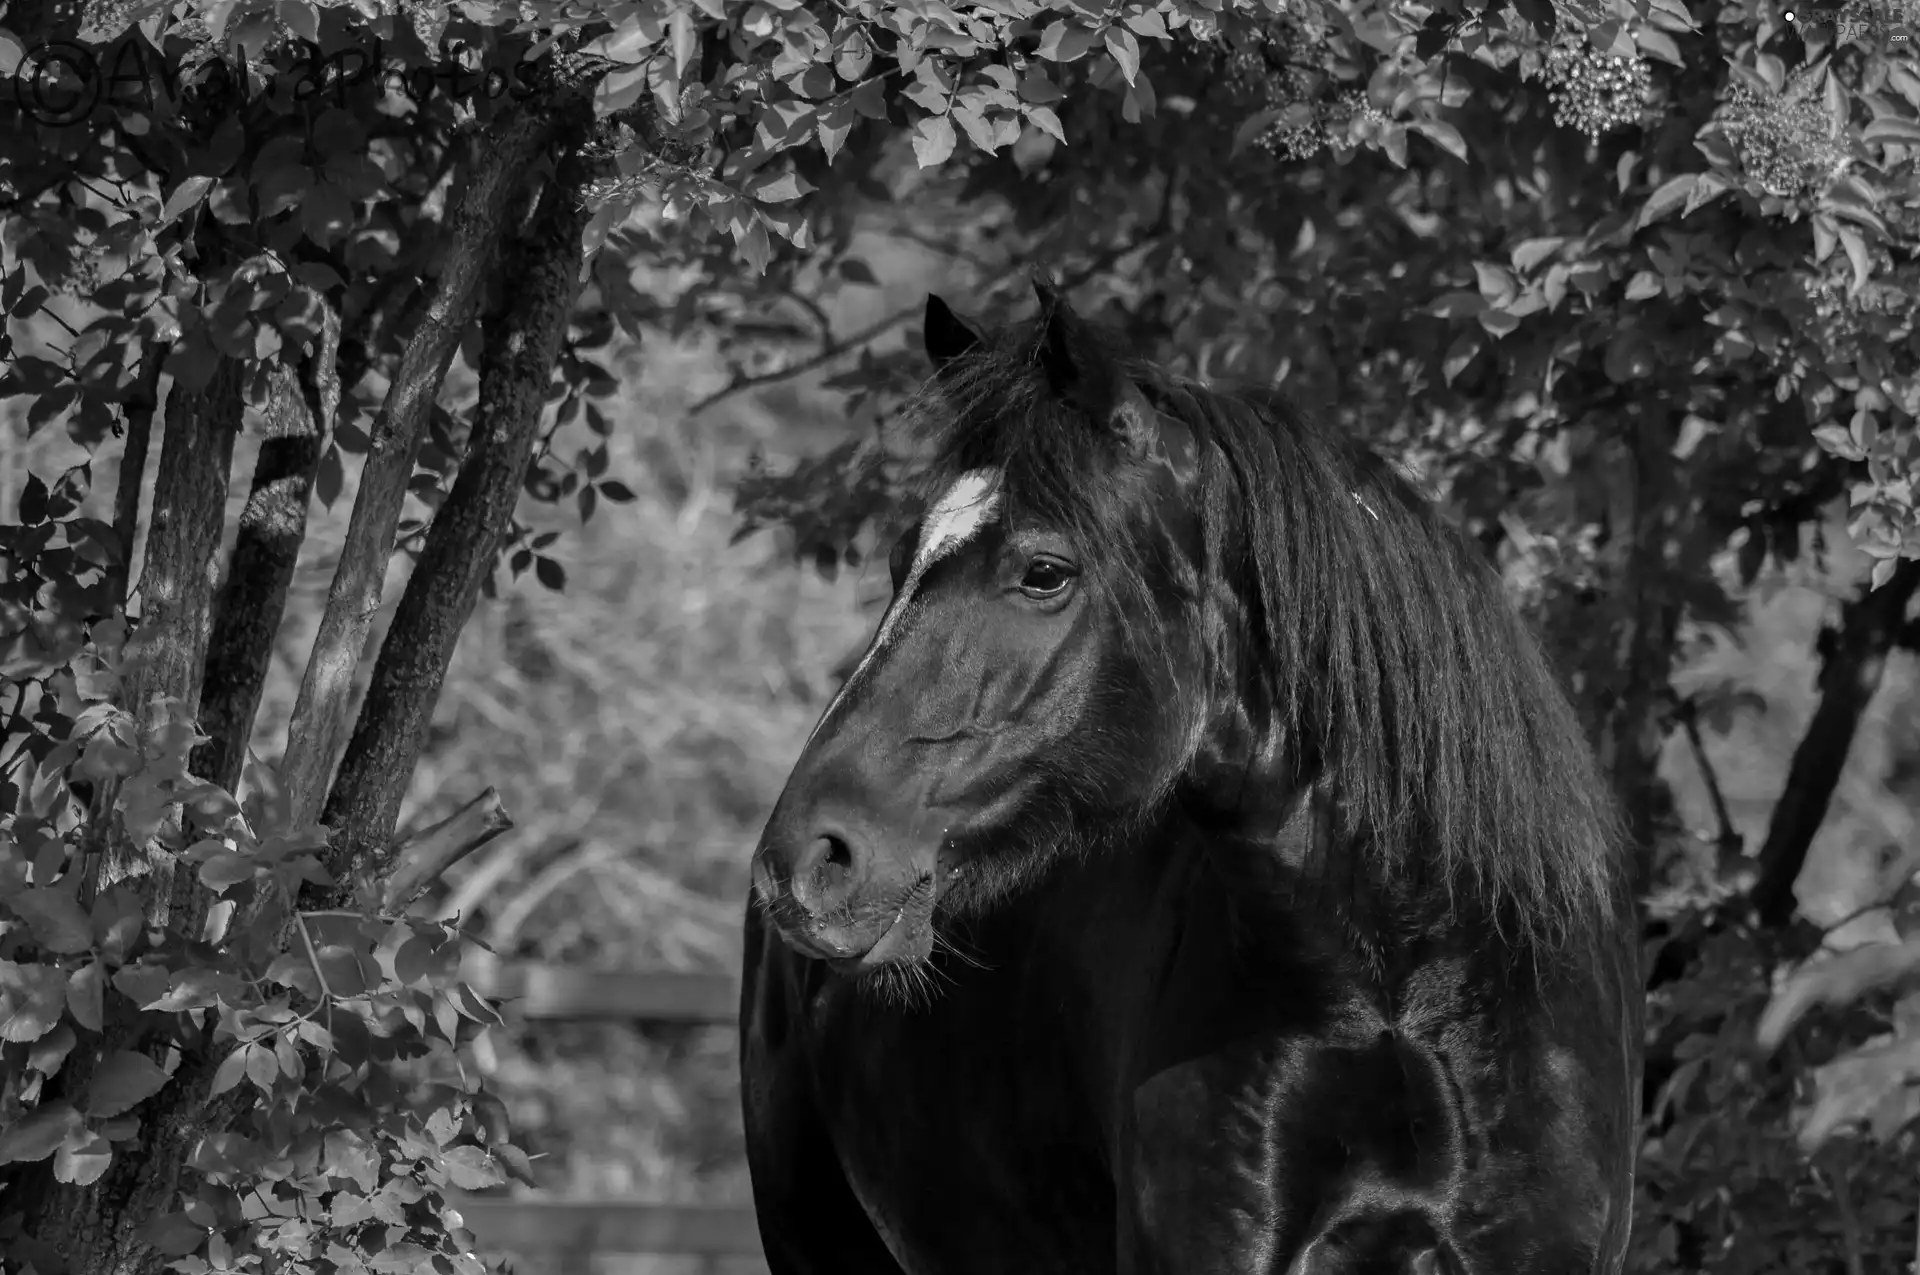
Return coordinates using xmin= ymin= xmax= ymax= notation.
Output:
xmin=0 ymin=0 xmax=1915 ymax=1270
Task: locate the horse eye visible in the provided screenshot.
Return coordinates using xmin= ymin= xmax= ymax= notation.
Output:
xmin=1018 ymin=558 xmax=1075 ymax=599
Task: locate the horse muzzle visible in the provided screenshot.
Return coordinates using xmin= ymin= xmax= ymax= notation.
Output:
xmin=751 ymin=808 xmax=941 ymax=970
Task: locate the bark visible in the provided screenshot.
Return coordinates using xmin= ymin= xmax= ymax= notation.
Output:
xmin=191 ymin=304 xmax=341 ymax=794
xmin=1749 ymin=557 xmax=1920 ymax=929
xmin=381 ymin=786 xmax=515 ymax=911
xmin=109 ymin=350 xmax=163 ymax=602
xmin=275 ymin=102 xmax=566 ymax=833
xmin=90 ymin=356 xmax=244 ymax=911
xmin=314 ymin=162 xmax=595 ymax=899
xmin=21 ymin=357 xmax=244 ymax=1274
xmin=1587 ymin=412 xmax=1686 ymax=899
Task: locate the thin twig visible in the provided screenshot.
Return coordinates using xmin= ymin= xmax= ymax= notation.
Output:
xmin=1674 ymin=694 xmax=1740 ymax=854
xmin=685 ymin=303 xmax=918 ymax=419
xmin=685 ymin=235 xmax=1164 ymax=420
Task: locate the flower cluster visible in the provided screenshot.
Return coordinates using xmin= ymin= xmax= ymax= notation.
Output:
xmin=1223 ymin=40 xmax=1383 ymax=161
xmin=1538 ymin=45 xmax=1653 ymax=144
xmin=1718 ymin=82 xmax=1845 ymax=200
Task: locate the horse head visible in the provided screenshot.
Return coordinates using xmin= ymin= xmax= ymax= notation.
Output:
xmin=749 ymin=281 xmax=1242 ymax=978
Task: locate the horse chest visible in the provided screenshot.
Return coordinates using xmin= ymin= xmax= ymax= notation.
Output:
xmin=806 ymin=983 xmax=1115 ymax=1274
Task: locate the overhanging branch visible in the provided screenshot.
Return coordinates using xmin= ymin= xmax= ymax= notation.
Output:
xmin=1748 ymin=557 xmax=1920 ymax=928
xmin=314 ymin=150 xmax=600 ymax=901
xmin=275 ymin=101 xmax=568 ymax=833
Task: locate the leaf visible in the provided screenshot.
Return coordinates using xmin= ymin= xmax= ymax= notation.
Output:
xmin=87 ymin=1049 xmax=171 ymax=1117
xmin=324 ymin=1128 xmax=381 ymax=1192
xmin=239 ymin=1041 xmax=276 ymax=1093
xmin=28 ymin=1023 xmax=76 ymax=1077
xmin=160 ymin=175 xmax=214 ymax=225
xmin=670 ymin=7 xmax=697 ymax=77
xmin=66 ymin=961 xmax=104 ymax=1033
xmin=1871 ymin=558 xmax=1898 ymax=591
xmin=134 ymin=1213 xmax=208 ymax=1258
xmin=11 ymin=884 xmax=94 ymax=954
xmin=1863 ymin=117 xmax=1920 ymax=146
xmin=1510 ymin=237 xmax=1566 ymax=273
xmin=1104 ymin=27 xmax=1140 ymax=85
xmin=198 ymin=851 xmax=257 ymax=893
xmin=749 ymin=171 xmax=812 ymax=203
xmin=1634 ymin=27 xmax=1683 ymax=66
xmin=1426 ymin=290 xmax=1486 ymax=319
xmin=1760 ymin=937 xmax=1920 ymax=1052
xmin=1409 ymin=119 xmax=1468 ymax=162
xmin=1798 ymin=1034 xmax=1920 ymax=1151
xmin=838 ymin=258 xmax=877 ymax=285
xmin=1813 ymin=423 xmax=1866 ymax=461
xmin=111 ymin=963 xmax=171 ymax=1009
xmin=275 ymin=0 xmax=319 ymax=42
xmin=911 ymin=115 xmax=957 ymax=168
xmin=1837 ymin=226 xmax=1872 ymax=293
xmin=53 ymin=1128 xmax=111 ymax=1185
xmin=440 ymin=1145 xmax=507 ymax=1191
xmin=210 ymin=1045 xmax=250 ymax=1096
xmin=534 ymin=556 xmax=567 ymax=591
xmin=1624 ymin=270 xmax=1663 ymax=301
xmin=0 ymin=961 xmax=71 ymax=1042
xmin=1025 ymin=105 xmax=1066 ymax=145
xmin=0 ymin=1103 xmax=82 ymax=1164
xmin=1442 ymin=334 xmax=1479 ymax=384
xmin=1637 ymin=174 xmax=1701 ymax=229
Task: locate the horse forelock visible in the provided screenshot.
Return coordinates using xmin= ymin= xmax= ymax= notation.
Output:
xmin=897 ymin=316 xmax=1626 ymax=952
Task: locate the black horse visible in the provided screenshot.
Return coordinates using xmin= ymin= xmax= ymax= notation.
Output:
xmin=740 ymin=281 xmax=1642 ymax=1275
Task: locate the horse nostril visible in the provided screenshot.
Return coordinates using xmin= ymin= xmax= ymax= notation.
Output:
xmin=789 ymin=829 xmax=860 ymax=913
xmin=816 ymin=833 xmax=853 ymax=873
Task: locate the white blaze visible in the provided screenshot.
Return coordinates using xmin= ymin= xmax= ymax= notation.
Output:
xmin=805 ymin=468 xmax=1002 ymax=747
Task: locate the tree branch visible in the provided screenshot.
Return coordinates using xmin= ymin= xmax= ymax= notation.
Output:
xmin=1749 ymin=557 xmax=1920 ymax=928
xmin=313 ymin=154 xmax=598 ymax=903
xmin=33 ymin=354 xmax=244 ymax=1269
xmin=686 ymin=303 xmax=918 ymax=419
xmin=380 ymin=787 xmax=515 ymax=911
xmin=92 ymin=357 xmax=244 ymax=906
xmin=1673 ymin=692 xmax=1741 ymax=855
xmin=192 ymin=303 xmax=339 ymax=796
xmin=110 ymin=347 xmax=164 ymax=604
xmin=275 ymin=101 xmax=567 ymax=833
xmin=684 ymin=237 xmax=1158 ymax=419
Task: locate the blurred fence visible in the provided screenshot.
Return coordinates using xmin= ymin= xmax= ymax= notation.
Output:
xmin=456 ymin=959 xmax=767 ymax=1275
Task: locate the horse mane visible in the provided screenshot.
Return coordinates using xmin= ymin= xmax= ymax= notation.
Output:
xmin=896 ymin=310 xmax=1628 ymax=950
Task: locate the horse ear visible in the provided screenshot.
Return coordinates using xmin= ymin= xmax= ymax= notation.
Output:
xmin=924 ymin=295 xmax=986 ymax=370
xmin=1032 ymin=281 xmax=1159 ymax=458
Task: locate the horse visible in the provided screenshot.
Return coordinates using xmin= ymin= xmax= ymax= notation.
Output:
xmin=739 ymin=279 xmax=1643 ymax=1275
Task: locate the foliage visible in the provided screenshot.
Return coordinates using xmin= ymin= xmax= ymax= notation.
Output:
xmin=1 ymin=0 xmax=1917 ymax=1266
xmin=0 ymin=479 xmax=526 ymax=1272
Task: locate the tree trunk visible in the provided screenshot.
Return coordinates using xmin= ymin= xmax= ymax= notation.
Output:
xmin=108 ymin=350 xmax=163 ymax=603
xmin=191 ymin=306 xmax=341 ymax=794
xmin=88 ymin=356 xmax=244 ymax=918
xmin=1748 ymin=557 xmax=1920 ymax=928
xmin=1582 ymin=410 xmax=1686 ymax=899
xmin=21 ymin=356 xmax=244 ymax=1274
xmin=274 ymin=102 xmax=566 ymax=834
xmin=315 ymin=160 xmax=598 ymax=899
